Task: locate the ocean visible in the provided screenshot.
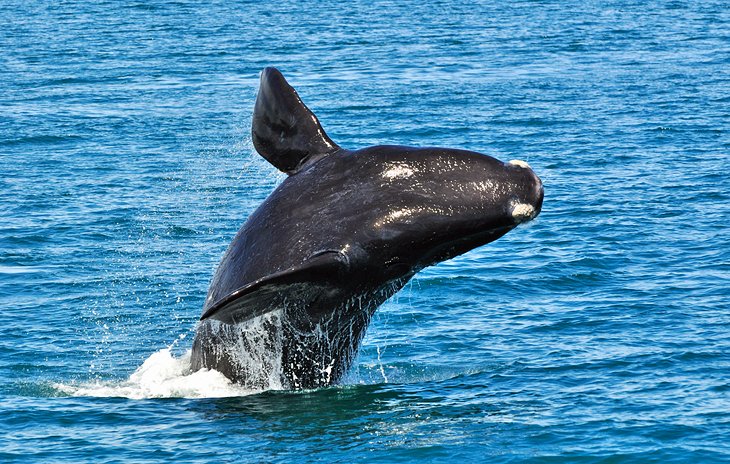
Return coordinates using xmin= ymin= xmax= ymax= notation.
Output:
xmin=1 ymin=0 xmax=729 ymax=462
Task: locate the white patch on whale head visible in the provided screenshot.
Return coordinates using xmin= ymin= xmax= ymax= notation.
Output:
xmin=382 ymin=164 xmax=414 ymax=180
xmin=510 ymin=202 xmax=537 ymax=223
xmin=508 ymin=159 xmax=531 ymax=169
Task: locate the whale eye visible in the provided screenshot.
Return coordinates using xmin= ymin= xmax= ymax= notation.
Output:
xmin=383 ymin=259 xmax=411 ymax=280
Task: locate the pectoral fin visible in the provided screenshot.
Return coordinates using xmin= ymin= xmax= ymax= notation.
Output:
xmin=200 ymin=250 xmax=348 ymax=324
xmin=251 ymin=67 xmax=340 ymax=175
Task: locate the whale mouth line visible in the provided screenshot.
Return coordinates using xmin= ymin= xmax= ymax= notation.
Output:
xmin=510 ymin=201 xmax=537 ymax=224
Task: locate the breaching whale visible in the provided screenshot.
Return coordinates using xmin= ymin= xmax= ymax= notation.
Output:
xmin=190 ymin=67 xmax=543 ymax=390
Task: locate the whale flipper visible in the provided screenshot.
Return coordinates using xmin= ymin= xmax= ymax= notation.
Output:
xmin=200 ymin=250 xmax=348 ymax=324
xmin=252 ymin=67 xmax=339 ymax=174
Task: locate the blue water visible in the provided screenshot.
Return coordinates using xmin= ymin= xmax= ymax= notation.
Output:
xmin=2 ymin=0 xmax=729 ymax=462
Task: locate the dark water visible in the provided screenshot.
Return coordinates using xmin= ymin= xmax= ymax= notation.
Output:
xmin=2 ymin=1 xmax=729 ymax=462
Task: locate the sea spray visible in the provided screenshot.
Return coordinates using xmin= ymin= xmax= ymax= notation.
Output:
xmin=194 ymin=309 xmax=287 ymax=391
xmin=191 ymin=290 xmax=391 ymax=389
xmin=56 ymin=348 xmax=254 ymax=399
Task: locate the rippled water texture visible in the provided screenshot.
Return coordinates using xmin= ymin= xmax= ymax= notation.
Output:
xmin=1 ymin=1 xmax=729 ymax=462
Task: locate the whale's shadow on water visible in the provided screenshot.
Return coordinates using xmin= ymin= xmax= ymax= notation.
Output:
xmin=188 ymin=383 xmax=436 ymax=446
xmin=189 ymin=367 xmax=509 ymax=423
xmin=176 ymin=385 xmax=412 ymax=450
xmin=196 ymin=384 xmax=400 ymax=425
xmin=181 ymin=370 xmax=530 ymax=456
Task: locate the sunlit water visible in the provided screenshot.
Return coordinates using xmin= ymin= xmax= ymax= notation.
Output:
xmin=2 ymin=0 xmax=729 ymax=462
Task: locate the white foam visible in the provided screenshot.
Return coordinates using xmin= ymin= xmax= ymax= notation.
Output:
xmin=56 ymin=348 xmax=257 ymax=399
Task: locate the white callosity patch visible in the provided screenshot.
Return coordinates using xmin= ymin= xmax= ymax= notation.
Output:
xmin=382 ymin=163 xmax=415 ymax=180
xmin=510 ymin=201 xmax=537 ymax=223
xmin=508 ymin=159 xmax=531 ymax=169
xmin=55 ymin=348 xmax=254 ymax=399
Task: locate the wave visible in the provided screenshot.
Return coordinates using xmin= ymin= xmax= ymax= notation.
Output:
xmin=55 ymin=349 xmax=258 ymax=399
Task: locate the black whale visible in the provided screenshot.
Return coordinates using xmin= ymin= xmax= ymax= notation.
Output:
xmin=190 ymin=68 xmax=544 ymax=389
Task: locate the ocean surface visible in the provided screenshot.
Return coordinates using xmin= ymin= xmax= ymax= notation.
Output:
xmin=1 ymin=0 xmax=729 ymax=462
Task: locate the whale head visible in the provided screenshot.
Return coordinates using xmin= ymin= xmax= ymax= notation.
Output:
xmin=248 ymin=67 xmax=543 ymax=280
xmin=341 ymin=146 xmax=544 ymax=275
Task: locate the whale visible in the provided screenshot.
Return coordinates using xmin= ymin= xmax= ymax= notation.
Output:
xmin=190 ymin=67 xmax=544 ymax=390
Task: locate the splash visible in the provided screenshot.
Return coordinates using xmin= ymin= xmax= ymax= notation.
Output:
xmin=56 ymin=348 xmax=257 ymax=399
xmin=193 ymin=301 xmax=371 ymax=390
xmin=193 ymin=309 xmax=287 ymax=390
xmin=59 ymin=282 xmax=408 ymax=398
